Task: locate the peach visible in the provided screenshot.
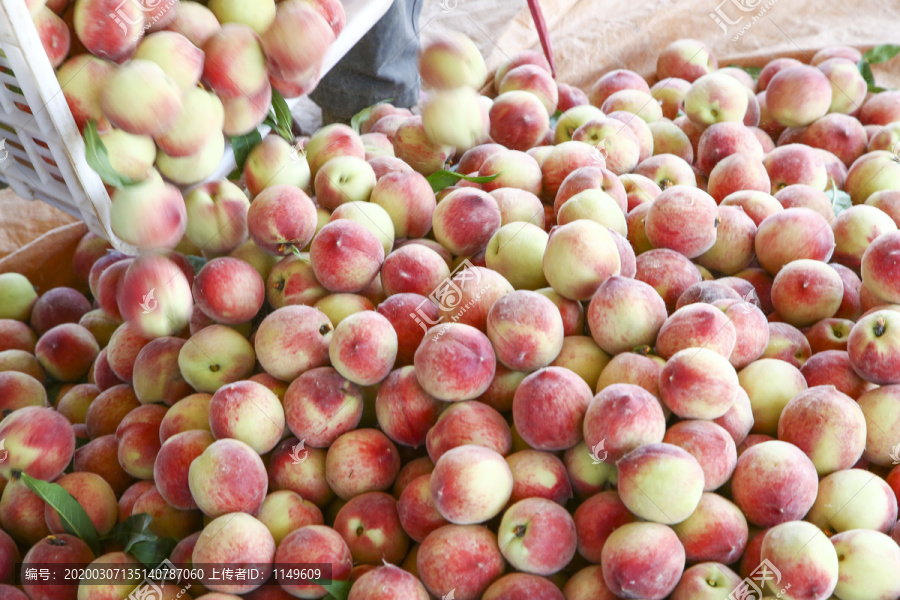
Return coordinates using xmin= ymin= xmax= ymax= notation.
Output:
xmin=585 ymin=276 xmax=664 ymax=354
xmin=698 ymin=205 xmax=758 ymax=275
xmin=0 ymin=319 xmax=37 ymax=353
xmin=177 ymin=325 xmax=255 ymax=393
xmin=432 ymin=188 xmax=502 ymax=257
xmin=846 ymin=150 xmax=900 ymax=205
xmin=414 ymin=323 xmax=496 ymax=401
xmin=109 ymin=171 xmax=188 ymax=250
xmin=847 ymin=309 xmax=900 ymax=385
xmin=732 ymin=440 xmax=819 ymax=527
xmin=77 ymin=309 xmax=120 ymax=348
xmin=505 ymin=450 xmax=571 ymax=506
xmin=75 ymin=552 xmax=143 ymax=600
xmin=601 ymin=521 xmax=685 ymax=600
xmin=833 ymin=206 xmax=898 ymax=272
xmin=656 ymin=303 xmax=737 ymax=360
xmin=429 ymin=445 xmax=513 ymax=526
xmin=73 ymin=434 xmax=135 ymax=496
xmin=164 ymin=0 xmax=219 ymax=45
xmin=369 ymin=171 xmax=436 ymax=239
xmin=116 ymin=404 xmax=166 ymax=479
xmin=485 ymin=290 xmax=563 ymax=372
xmin=809 ymin=468 xmax=898 ymax=534
xmin=256 ymin=490 xmax=323 ymax=546
xmin=498 ymin=497 xmax=576 ymax=575
xmin=0 ymin=350 xmax=44 ymax=384
xmin=720 ymin=189 xmax=783 ymax=226
xmin=375 ymin=293 xmax=437 ymax=366
xmin=659 ymin=346 xmax=739 ymax=419
xmin=334 ymin=491 xmax=409 ymax=565
xmin=246 ymin=184 xmax=318 ymax=256
xmin=273 ymin=524 xmax=352 ymax=597
xmin=774 ymin=183 xmax=835 ymax=220
xmin=562 ymin=565 xmax=617 ymax=600
xmin=766 ymin=65 xmax=833 ymax=127
xmin=540 ymin=141 xmax=602 ymax=202
xmin=34 ymin=323 xmax=98 ymax=382
xmin=380 ymin=244 xmax=450 ymax=298
xmin=481 ymin=222 xmax=549 ymax=291
xmin=266 ymin=254 xmax=328 ymax=308
xmin=805 ymin=317 xmax=853 ymax=353
xmin=488 ymin=91 xmax=549 ymax=152
xmin=542 ymin=219 xmax=620 ymax=301
xmin=426 ymin=400 xmax=511 ymax=462
xmin=0 ymin=476 xmax=50 ymax=546
xmin=0 ymin=371 xmax=46 ymax=412
xmin=375 ymin=367 xmax=443 ymax=448
xmin=861 ymin=230 xmax=900 ymax=303
xmin=762 ymin=321 xmax=812 ymax=367
xmin=159 ymin=393 xmax=211 ymax=441
xmin=268 ymin=438 xmax=333 ymax=508
xmin=644 ymin=185 xmax=718 ymax=258
xmin=674 ymin=492 xmax=747 ymax=565
xmin=325 ymin=429 xmax=400 ymax=500
xmin=283 ymin=366 xmax=363 ymax=448
xmin=30 ymin=287 xmax=92 ymax=336
xmin=329 ymin=311 xmax=397 ymax=386
xmin=556 ymin=189 xmax=627 ymax=234
xmin=151 ymin=429 xmax=214 ymax=511
xmin=572 ymin=491 xmax=636 ymax=564
xmin=134 ymin=30 xmax=203 ymax=93
xmin=830 ymin=529 xmax=900 ymax=600
xmin=583 ymin=383 xmax=665 ymax=463
xmin=801 ymin=113 xmax=868 ymax=168
xmin=200 ymin=23 xmax=267 ymax=99
xmin=800 ymin=349 xmax=875 ymax=399
xmin=664 ymin=420 xmax=737 ymax=491
xmin=556 ymin=165 xmax=628 ymax=214
xmin=74 ymin=0 xmax=143 ymax=62
xmin=479 ymin=150 xmax=543 ymax=197
xmin=715 ymin=299 xmax=770 ymax=370
xmin=512 ymin=366 xmax=592 ymax=451
xmin=310 ymin=220 xmax=384 ymax=293
xmin=193 ymin=512 xmax=275 ymax=595
xmin=684 ymin=73 xmax=748 ymax=128
xmin=393 ymin=457 xmax=435 ymax=498
xmin=57 ymin=383 xmax=100 ymax=423
xmin=131 ymin=336 xmax=191 ymax=406
xmin=858 ymin=385 xmax=900 ymax=468
xmin=183 ymin=180 xmax=250 ymax=255
xmin=101 ymin=60 xmax=184 ymax=137
xmin=398 ymin=474 xmax=449 ymax=543
xmin=740 ymin=357 xmax=809 ymax=435
xmin=155 ymin=87 xmax=224 ymax=159
xmin=84 ymin=384 xmax=140 ymax=438
xmin=56 ymin=55 xmax=116 ymax=132
xmin=254 ymin=305 xmax=332 ymax=381
xmin=392 ymin=116 xmax=454 ymax=175
xmin=564 ymin=440 xmax=619 ymax=498
xmin=617 ymin=443 xmax=704 ymax=524
xmin=482 ymin=574 xmax=563 ymax=600
xmin=45 ymin=472 xmax=117 ymax=535
xmin=866 ymin=189 xmax=900 ymax=227
xmin=657 ymin=39 xmax=717 ymax=82
xmin=209 ymin=0 xmax=275 ymax=33
xmin=670 ymin=562 xmax=742 ymax=600
xmin=417 ymin=524 xmax=504 ymax=600
xmin=20 ymin=533 xmax=93 ymax=598
xmin=418 ymin=31 xmax=487 ymax=89
xmin=635 ymin=248 xmax=703 ymax=312
xmin=0 ymin=406 xmax=73 ymax=481
xmin=422 ymin=87 xmax=489 ymax=151
xmin=770 ymin=258 xmax=844 ymax=327
xmin=243 ymin=137 xmax=311 ymax=198
xmin=348 ymin=564 xmax=428 ymax=600
xmin=651 ymin=77 xmax=691 ymax=120
xmin=755 ymin=207 xmax=835 ymax=274
xmin=764 ymin=143 xmax=829 ymax=192
xmin=759 ymin=521 xmax=839 ymax=599
xmin=209 ymin=380 xmax=284 ymax=453
xmin=649 ymin=120 xmax=694 ymax=163
xmin=116 ymin=253 xmax=193 ymax=339
xmin=549 ymin=335 xmax=610 ymax=390
xmin=188 ymin=438 xmax=268 ymax=517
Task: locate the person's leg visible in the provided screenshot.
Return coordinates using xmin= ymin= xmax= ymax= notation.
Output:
xmin=310 ymin=0 xmax=423 ymax=125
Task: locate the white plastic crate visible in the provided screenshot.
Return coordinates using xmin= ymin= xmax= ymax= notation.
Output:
xmin=0 ymin=0 xmax=393 ymax=254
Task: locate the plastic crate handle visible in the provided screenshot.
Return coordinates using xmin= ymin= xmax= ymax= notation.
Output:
xmin=526 ymin=0 xmax=556 ymax=78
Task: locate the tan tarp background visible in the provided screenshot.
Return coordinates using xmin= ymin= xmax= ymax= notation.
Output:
xmin=2 ymin=0 xmax=899 ymax=282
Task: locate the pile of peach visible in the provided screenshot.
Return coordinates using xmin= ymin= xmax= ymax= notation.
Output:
xmin=23 ymin=0 xmax=342 ymax=248
xmin=2 ymin=31 xmax=900 ymax=600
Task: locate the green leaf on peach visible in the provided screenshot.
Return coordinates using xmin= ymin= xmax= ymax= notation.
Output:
xmin=863 ymin=44 xmax=900 ymax=64
xmin=18 ymin=471 xmax=100 ymax=556
xmin=83 ymin=120 xmax=139 ymax=189
xmin=231 ymin=129 xmax=263 ymax=176
xmin=350 ymin=98 xmax=394 ymax=134
xmin=426 ymin=170 xmax=501 ymax=193
xmin=825 ymin=178 xmax=852 ymax=216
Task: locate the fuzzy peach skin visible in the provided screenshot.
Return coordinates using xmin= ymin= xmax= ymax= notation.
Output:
xmin=333 ymin=491 xmax=409 ymax=565
xmin=771 ymin=259 xmax=844 ymax=327
xmin=414 ymin=323 xmax=496 ymax=401
xmin=397 ymin=473 xmax=449 ymax=543
xmin=731 ymin=440 xmax=819 ymax=528
xmin=208 ymin=380 xmax=285 ymax=454
xmin=739 ymin=358 xmax=809 ymax=435
xmin=645 ymin=186 xmax=719 ymax=258
xmin=498 ymin=497 xmax=576 ymax=575
xmin=153 ymin=430 xmax=214 ymax=511
xmin=659 ymin=347 xmax=740 ymax=420
xmin=325 ymin=429 xmax=400 ymax=501
xmin=132 ymin=337 xmax=192 ymax=406
xmin=583 ymin=383 xmax=666 ymax=463
xmin=616 ymin=443 xmax=705 ymax=525
xmin=669 ymin=562 xmax=742 ymax=600
xmin=655 ymin=303 xmax=737 ymax=360
xmin=283 ymin=367 xmax=363 ymax=448
xmin=430 ymin=445 xmax=513 ymax=525
xmin=329 ymin=311 xmax=397 ymax=386
xmin=425 ymin=400 xmax=511 ymax=461
xmin=380 ymin=244 xmax=450 ymax=297
xmin=807 ymin=468 xmax=898 ymax=534
xmin=486 ymin=291 xmax=564 ymax=372
xmin=177 ymin=325 xmax=255 ymax=393
xmin=512 ymin=366 xmax=593 ymax=451
xmin=375 ymin=367 xmax=443 ymax=448
xmin=348 ymin=564 xmax=429 ymax=600
xmin=663 ymin=420 xmax=737 ymax=491
xmin=754 ymin=207 xmax=835 ymax=274
xmin=674 ymin=492 xmax=748 ymax=565
xmin=310 ymin=220 xmax=385 ymax=293
xmin=193 ymin=512 xmax=276 ymax=594
xmin=587 ymin=276 xmax=667 ymax=355
xmin=777 ymin=385 xmax=866 ymax=476
xmin=847 ymin=309 xmax=900 ymax=385
xmin=188 ymin=438 xmax=268 ymax=517
xmin=634 ymin=248 xmax=703 ymax=313
xmin=417 ymin=524 xmax=505 ymax=600
xmin=35 ymin=323 xmax=98 ymax=382
xmin=830 ymin=529 xmax=900 ymax=600
xmin=268 ymin=438 xmax=333 ymax=509
xmin=760 ymin=520 xmax=839 ymax=600
xmin=572 ymin=491 xmax=636 ymax=564
xmin=75 ymin=552 xmax=144 ymax=600
xmin=505 ymin=450 xmax=572 ymax=505
xmin=255 ymin=489 xmax=324 ymax=546
xmin=44 ymin=472 xmax=117 ymax=535
xmin=254 ymin=305 xmax=333 ymax=382
xmin=543 ymin=219 xmax=621 ymax=301
xmin=437 ymin=266 xmax=514 ymax=331
xmin=0 ymin=406 xmax=74 ymax=481
xmin=601 ymin=521 xmax=685 ymax=600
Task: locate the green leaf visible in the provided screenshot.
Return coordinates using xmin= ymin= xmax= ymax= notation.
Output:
xmin=864 ymin=44 xmax=900 ymax=64
xmin=311 ymin=579 xmax=352 ymax=600
xmin=824 ymin=178 xmax=852 ymax=216
xmin=270 ymin=89 xmax=294 ymax=142
xmin=426 ymin=170 xmax=501 ymax=193
xmin=288 ymin=245 xmax=309 ymax=261
xmin=350 ymin=99 xmax=394 ymax=134
xmin=186 ymin=255 xmax=207 ymax=274
xmin=19 ymin=472 xmax=100 ymax=555
xmin=728 ymin=64 xmax=762 ymax=79
xmin=857 ymin=59 xmax=877 ymax=88
xmin=548 ymin=109 xmax=564 ymax=130
xmin=103 ymin=513 xmax=177 ymax=568
xmin=83 ymin=120 xmax=139 ymax=188
xmin=129 ymin=537 xmax=177 ymax=567
xmin=231 ymin=130 xmax=263 ymax=174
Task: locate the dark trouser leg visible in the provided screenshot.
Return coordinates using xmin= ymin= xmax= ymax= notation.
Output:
xmin=310 ymin=0 xmax=424 ymax=125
